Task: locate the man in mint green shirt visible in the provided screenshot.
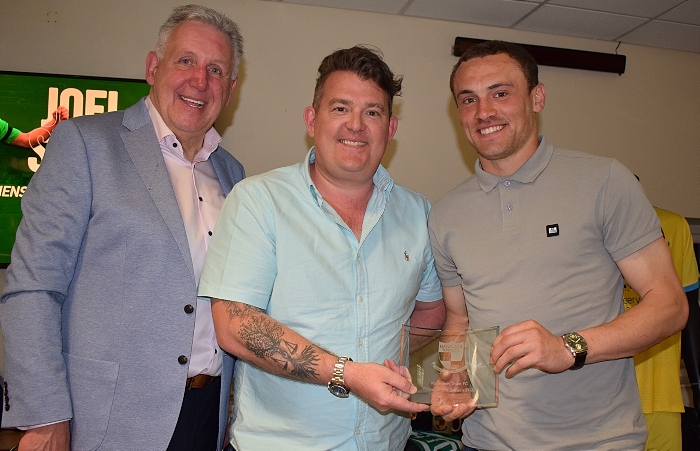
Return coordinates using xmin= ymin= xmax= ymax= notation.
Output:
xmin=199 ymin=46 xmax=444 ymax=451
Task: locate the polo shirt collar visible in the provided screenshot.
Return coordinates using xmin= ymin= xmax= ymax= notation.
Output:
xmin=474 ymin=135 xmax=552 ymax=192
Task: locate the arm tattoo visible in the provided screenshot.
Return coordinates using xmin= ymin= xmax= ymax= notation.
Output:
xmin=223 ymin=302 xmax=263 ymax=321
xmin=239 ymin=313 xmax=321 ymax=381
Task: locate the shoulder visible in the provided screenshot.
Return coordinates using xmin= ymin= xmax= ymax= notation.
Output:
xmin=550 ymin=146 xmax=614 ymax=169
xmin=390 ymin=183 xmax=432 ymax=215
xmin=65 ymin=109 xmax=126 ymax=130
xmin=430 ymin=174 xmax=478 ymax=215
xmin=234 ymin=163 xmax=303 ymax=195
xmin=548 ymin=147 xmax=639 ymax=189
xmin=212 ymin=146 xmax=244 ymax=171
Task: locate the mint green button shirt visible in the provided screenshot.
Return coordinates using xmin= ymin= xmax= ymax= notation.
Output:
xmin=199 ymin=148 xmax=442 ymax=451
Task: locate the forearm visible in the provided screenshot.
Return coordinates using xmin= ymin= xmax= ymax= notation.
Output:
xmin=441 ymin=285 xmax=469 ymax=330
xmin=0 ymin=293 xmax=73 ymax=426
xmin=211 ymin=299 xmax=337 ymax=384
xmin=579 ymin=238 xmax=689 ymax=363
xmin=580 ymin=283 xmax=687 ymax=363
xmin=409 ymin=299 xmax=445 ymax=330
xmin=212 ymin=298 xmax=429 ymax=413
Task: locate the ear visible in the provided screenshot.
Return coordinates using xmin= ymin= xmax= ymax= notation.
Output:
xmin=145 ymin=51 xmax=159 ymax=86
xmin=303 ymin=106 xmax=316 ymax=138
xmin=387 ymin=115 xmax=399 ymax=142
xmin=224 ymin=78 xmax=238 ymax=106
xmin=532 ymin=82 xmax=546 ymax=113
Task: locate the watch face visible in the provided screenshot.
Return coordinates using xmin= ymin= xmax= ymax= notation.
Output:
xmin=329 ymin=383 xmax=350 ymax=398
xmin=565 ymin=333 xmax=587 ymax=352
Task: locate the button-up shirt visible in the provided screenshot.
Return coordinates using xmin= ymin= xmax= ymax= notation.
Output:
xmin=199 ymin=148 xmax=442 ymax=450
xmin=146 ymin=97 xmax=224 ymax=378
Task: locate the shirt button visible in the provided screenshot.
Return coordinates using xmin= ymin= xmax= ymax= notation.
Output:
xmin=355 ymin=429 xmax=361 ymax=435
xmin=178 ymin=355 xmax=188 ymax=365
xmin=358 ymin=296 xmax=363 ymax=302
xmin=199 ymin=196 xmax=203 ymax=201
xmin=208 ymin=231 xmax=213 ymax=236
xmin=172 ymin=142 xmax=178 ymax=148
xmin=358 ymin=340 xmax=364 ymax=346
xmin=506 ymin=203 xmax=513 ymax=211
xmin=503 ymin=180 xmax=511 ymax=186
xmin=184 ymin=304 xmax=194 ymax=314
xmin=356 ymin=252 xmax=360 ymax=259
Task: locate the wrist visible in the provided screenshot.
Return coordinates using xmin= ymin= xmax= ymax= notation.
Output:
xmin=561 ymin=332 xmax=588 ymax=370
xmin=328 ymin=356 xmax=353 ymax=398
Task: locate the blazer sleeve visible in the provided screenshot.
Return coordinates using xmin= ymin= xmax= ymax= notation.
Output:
xmin=0 ymin=119 xmax=93 ymax=427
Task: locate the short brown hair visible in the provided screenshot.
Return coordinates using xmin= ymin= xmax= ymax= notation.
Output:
xmin=450 ymin=40 xmax=538 ymax=99
xmin=312 ymin=46 xmax=403 ymax=116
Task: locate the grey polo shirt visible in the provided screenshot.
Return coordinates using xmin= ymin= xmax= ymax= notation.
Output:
xmin=428 ymin=137 xmax=659 ymax=450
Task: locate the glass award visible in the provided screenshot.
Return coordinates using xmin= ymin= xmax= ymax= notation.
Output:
xmin=399 ymin=324 xmax=499 ymax=408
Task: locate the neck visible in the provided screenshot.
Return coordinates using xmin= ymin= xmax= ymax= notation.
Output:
xmin=177 ymin=135 xmax=205 ymax=163
xmin=481 ymin=136 xmax=540 ymax=177
xmin=309 ymin=163 xmax=374 ymax=240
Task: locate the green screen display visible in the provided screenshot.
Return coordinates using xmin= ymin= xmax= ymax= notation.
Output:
xmin=0 ymin=71 xmax=150 ymax=264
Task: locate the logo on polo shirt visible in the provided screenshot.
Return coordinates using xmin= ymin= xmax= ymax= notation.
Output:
xmin=546 ymin=224 xmax=559 ymax=237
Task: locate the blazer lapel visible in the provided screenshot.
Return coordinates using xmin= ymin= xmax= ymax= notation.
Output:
xmin=120 ymin=100 xmax=195 ymax=278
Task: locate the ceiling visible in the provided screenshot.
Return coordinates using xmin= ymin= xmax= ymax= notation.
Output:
xmin=261 ymin=0 xmax=700 ymax=54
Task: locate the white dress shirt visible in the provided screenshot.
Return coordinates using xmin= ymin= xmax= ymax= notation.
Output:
xmin=146 ymin=96 xmax=224 ymax=378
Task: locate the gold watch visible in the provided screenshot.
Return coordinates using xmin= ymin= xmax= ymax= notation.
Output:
xmin=562 ymin=332 xmax=588 ymax=370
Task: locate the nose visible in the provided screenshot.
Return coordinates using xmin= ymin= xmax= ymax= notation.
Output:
xmin=345 ymin=110 xmax=364 ymax=132
xmin=475 ymin=98 xmax=496 ymax=121
xmin=189 ymin=65 xmax=208 ymax=91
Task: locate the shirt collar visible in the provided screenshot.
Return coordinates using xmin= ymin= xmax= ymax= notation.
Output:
xmin=303 ymin=147 xmax=394 ymax=204
xmin=145 ymin=96 xmax=222 ymax=163
xmin=474 ymin=135 xmax=552 ymax=192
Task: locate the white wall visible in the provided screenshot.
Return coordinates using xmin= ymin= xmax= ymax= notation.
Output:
xmin=1 ymin=0 xmax=698 ymax=216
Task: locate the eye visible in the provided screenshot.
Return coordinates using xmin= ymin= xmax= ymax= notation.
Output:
xmin=494 ymin=91 xmax=508 ymax=98
xmin=366 ymin=110 xmax=380 ymax=117
xmin=209 ymin=66 xmax=224 ymax=77
xmin=461 ymin=96 xmax=476 ymax=105
xmin=179 ymin=58 xmax=192 ymax=65
xmin=333 ymin=106 xmax=347 ymax=112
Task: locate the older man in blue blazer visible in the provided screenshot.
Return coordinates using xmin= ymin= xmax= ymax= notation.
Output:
xmin=0 ymin=5 xmax=245 ymax=451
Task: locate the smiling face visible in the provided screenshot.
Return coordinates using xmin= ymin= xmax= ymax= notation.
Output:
xmin=452 ymin=53 xmax=545 ymax=176
xmin=145 ymin=20 xmax=237 ymax=152
xmin=304 ymin=71 xmax=398 ymax=188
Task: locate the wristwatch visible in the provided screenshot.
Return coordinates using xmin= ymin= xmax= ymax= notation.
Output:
xmin=562 ymin=332 xmax=588 ymax=370
xmin=328 ymin=356 xmax=353 ymax=398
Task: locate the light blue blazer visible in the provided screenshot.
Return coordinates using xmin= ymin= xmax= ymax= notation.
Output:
xmin=0 ymin=98 xmax=244 ymax=450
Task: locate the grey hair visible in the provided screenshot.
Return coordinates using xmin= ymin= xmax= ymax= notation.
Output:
xmin=156 ymin=4 xmax=244 ymax=79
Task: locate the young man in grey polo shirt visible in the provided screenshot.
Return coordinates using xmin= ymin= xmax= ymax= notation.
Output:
xmin=428 ymin=40 xmax=687 ymax=450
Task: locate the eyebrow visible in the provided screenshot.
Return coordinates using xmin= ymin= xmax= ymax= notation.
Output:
xmin=457 ymin=82 xmax=514 ymax=97
xmin=327 ymin=98 xmax=386 ymax=112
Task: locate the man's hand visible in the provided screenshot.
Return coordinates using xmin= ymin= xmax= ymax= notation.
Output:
xmin=383 ymin=359 xmax=413 ymax=399
xmin=51 ymin=106 xmax=69 ymax=123
xmin=18 ymin=421 xmax=70 ymax=451
xmin=430 ymin=370 xmax=477 ymax=421
xmin=343 ymin=360 xmax=428 ymax=413
xmin=490 ymin=320 xmax=574 ymax=377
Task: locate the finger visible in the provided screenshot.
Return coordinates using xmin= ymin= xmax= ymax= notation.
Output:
xmin=399 ymin=364 xmax=412 ymax=382
xmin=390 ymin=397 xmax=429 ymax=414
xmin=389 ymin=370 xmax=417 ymax=395
xmin=431 ymin=403 xmax=456 ymax=417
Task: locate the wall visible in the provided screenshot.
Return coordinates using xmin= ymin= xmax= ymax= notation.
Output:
xmin=1 ymin=0 xmax=699 ymax=370
xmin=1 ymin=0 xmax=698 ymax=215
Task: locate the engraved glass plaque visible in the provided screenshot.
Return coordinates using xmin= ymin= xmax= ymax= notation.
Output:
xmin=399 ymin=325 xmax=499 ymax=408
